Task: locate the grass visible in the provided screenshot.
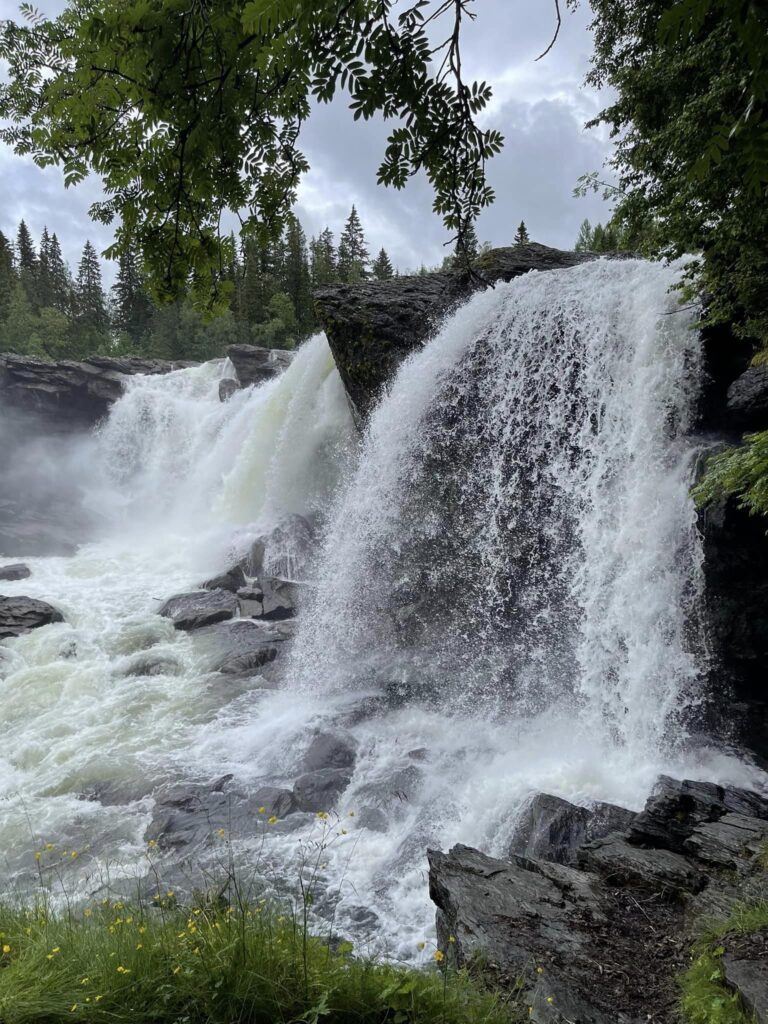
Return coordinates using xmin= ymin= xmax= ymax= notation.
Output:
xmin=0 ymin=892 xmax=518 ymax=1024
xmin=679 ymin=902 xmax=768 ymax=1024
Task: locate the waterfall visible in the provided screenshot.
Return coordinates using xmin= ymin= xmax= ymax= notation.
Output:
xmin=292 ymin=259 xmax=705 ymax=757
xmin=0 ymin=261 xmax=762 ymax=957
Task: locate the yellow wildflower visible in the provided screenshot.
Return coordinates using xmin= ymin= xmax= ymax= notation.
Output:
xmin=433 ymin=950 xmax=445 ymax=963
xmin=173 ymin=965 xmax=181 ymax=975
xmin=536 ymin=966 xmax=544 ymax=975
xmin=83 ymin=908 xmax=92 ymax=918
xmin=147 ymin=839 xmax=157 ymax=849
xmin=136 ymin=943 xmax=143 ymax=950
xmin=417 ymin=942 xmax=426 ymax=951
xmin=70 ymin=1004 xmax=78 ymax=1013
xmin=216 ymin=828 xmax=225 ymax=837
xmin=45 ymin=843 xmax=54 ymax=851
xmin=166 ymin=891 xmax=174 ymax=899
xmin=95 ymin=995 xmax=103 ymax=1002
xmin=80 ymin=977 xmax=89 ymax=985
xmin=258 ymin=807 xmax=266 ymax=814
xmin=34 ymin=851 xmax=42 ymax=861
xmin=316 ymin=811 xmax=329 ymax=821
xmin=71 ymin=851 xmax=78 ymax=859
xmin=268 ymin=815 xmax=278 ymax=825
xmin=116 ymin=965 xmax=130 ymax=974
xmin=448 ymin=935 xmax=456 ymax=944
xmin=546 ymin=996 xmax=554 ymax=1005
xmin=2 ymin=945 xmax=10 ymax=954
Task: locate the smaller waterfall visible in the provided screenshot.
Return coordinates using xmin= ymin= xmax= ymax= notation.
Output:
xmin=90 ymin=334 xmax=355 ymax=566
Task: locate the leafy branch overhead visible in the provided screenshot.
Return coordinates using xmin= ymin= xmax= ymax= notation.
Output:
xmin=0 ymin=0 xmax=504 ymax=308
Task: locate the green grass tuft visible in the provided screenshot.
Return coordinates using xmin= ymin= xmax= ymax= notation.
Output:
xmin=0 ymin=896 xmax=518 ymax=1024
xmin=679 ymin=903 xmax=768 ymax=1024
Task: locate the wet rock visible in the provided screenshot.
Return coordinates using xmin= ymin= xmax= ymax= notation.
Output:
xmin=218 ymin=378 xmax=240 ymax=402
xmin=511 ymin=793 xmax=636 ymax=866
xmin=0 ymin=563 xmax=31 ymax=581
xmin=723 ymin=945 xmax=768 ymax=1024
xmin=145 ymin=778 xmax=292 ymax=850
xmin=683 ymin=812 xmax=768 ymax=868
xmin=251 ymin=786 xmax=297 ymax=818
xmin=158 ymin=590 xmax=238 ymax=631
xmin=239 ymin=577 xmax=301 ymax=621
xmin=0 ymin=595 xmax=64 ymax=638
xmin=119 ymin=652 xmax=183 ymax=678
xmin=201 ymin=565 xmax=247 ymax=594
xmin=245 ymin=514 xmax=317 ymax=579
xmin=302 ymin=731 xmax=358 ymax=772
xmin=727 ymin=364 xmax=768 ymax=430
xmin=226 ymin=345 xmax=293 ymax=388
xmin=315 ymin=244 xmax=602 ymax=419
xmin=429 ymin=844 xmax=612 ymax=1024
xmin=579 ymin=834 xmax=704 ymax=893
xmin=0 ymin=351 xmax=197 ymax=428
xmin=628 ymin=776 xmax=768 ymax=853
xmin=293 ymin=768 xmax=352 ymax=812
xmin=192 ymin=618 xmax=291 ymax=676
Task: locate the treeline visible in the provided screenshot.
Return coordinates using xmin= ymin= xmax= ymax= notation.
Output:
xmin=573 ymin=217 xmax=654 ymax=254
xmin=0 ymin=206 xmax=396 ymax=361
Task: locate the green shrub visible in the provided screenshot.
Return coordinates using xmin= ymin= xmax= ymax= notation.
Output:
xmin=692 ymin=432 xmax=768 ymax=517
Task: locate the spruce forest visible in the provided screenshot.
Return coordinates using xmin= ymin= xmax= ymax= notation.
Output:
xmin=0 ymin=206 xmax=394 ymax=361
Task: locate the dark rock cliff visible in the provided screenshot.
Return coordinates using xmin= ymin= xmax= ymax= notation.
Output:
xmin=314 ymin=243 xmax=597 ymax=419
xmin=0 ymin=353 xmax=197 ymax=429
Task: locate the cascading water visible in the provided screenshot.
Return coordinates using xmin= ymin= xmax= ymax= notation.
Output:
xmin=0 ymin=262 xmax=763 ymax=958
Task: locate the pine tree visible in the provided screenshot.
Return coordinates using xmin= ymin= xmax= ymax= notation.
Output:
xmin=0 ymin=230 xmax=15 ymax=325
xmin=453 ymin=220 xmax=479 ymax=264
xmin=337 ymin=206 xmax=369 ymax=283
xmin=46 ymin=234 xmax=72 ymax=314
xmin=371 ymin=247 xmax=394 ymax=280
xmin=37 ymin=227 xmax=54 ymax=309
xmin=310 ymin=228 xmax=337 ymax=288
xmin=16 ymin=219 xmax=38 ymax=306
xmin=574 ymin=219 xmax=595 ymax=252
xmin=112 ymin=244 xmax=152 ymax=348
xmin=73 ymin=240 xmax=110 ymax=354
xmin=514 ymin=221 xmax=530 ymax=245
xmin=16 ymin=220 xmax=37 ymax=273
xmin=282 ymin=215 xmax=313 ymax=334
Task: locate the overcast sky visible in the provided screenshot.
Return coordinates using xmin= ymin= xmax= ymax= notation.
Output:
xmin=0 ymin=0 xmax=614 ymax=282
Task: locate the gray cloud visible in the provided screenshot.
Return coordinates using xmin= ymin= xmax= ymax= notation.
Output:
xmin=0 ymin=0 xmax=614 ymax=280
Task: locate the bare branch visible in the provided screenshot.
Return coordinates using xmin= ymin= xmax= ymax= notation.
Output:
xmin=535 ymin=0 xmax=561 ymax=61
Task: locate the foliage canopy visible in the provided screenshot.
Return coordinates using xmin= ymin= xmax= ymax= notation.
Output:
xmin=0 ymin=0 xmax=504 ymax=309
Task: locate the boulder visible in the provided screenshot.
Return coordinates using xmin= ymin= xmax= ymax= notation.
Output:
xmin=723 ymin=942 xmax=768 ymax=1024
xmin=201 ymin=565 xmax=247 ymax=594
xmin=292 ymin=768 xmax=352 ymax=812
xmin=238 ymin=577 xmax=300 ymax=621
xmin=314 ymin=244 xmax=601 ymax=418
xmin=192 ymin=618 xmax=291 ymax=676
xmin=302 ymin=731 xmax=358 ymax=772
xmin=428 ymin=844 xmax=617 ymax=1024
xmin=251 ymin=786 xmax=297 ymax=818
xmin=0 ymin=595 xmax=64 ymax=638
xmin=158 ymin=590 xmax=238 ymax=631
xmin=218 ymin=378 xmax=240 ymax=402
xmin=628 ymin=776 xmax=768 ymax=853
xmin=0 ymin=352 xmax=196 ymax=429
xmin=0 ymin=563 xmax=31 ymax=581
xmin=226 ymin=345 xmax=293 ymax=388
xmin=245 ymin=514 xmax=318 ymax=579
xmin=511 ymin=793 xmax=637 ymax=866
xmin=726 ymin=364 xmax=768 ymax=430
xmin=118 ymin=652 xmax=183 ymax=678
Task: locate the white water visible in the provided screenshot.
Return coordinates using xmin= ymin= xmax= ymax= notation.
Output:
xmin=0 ymin=264 xmax=764 ymax=957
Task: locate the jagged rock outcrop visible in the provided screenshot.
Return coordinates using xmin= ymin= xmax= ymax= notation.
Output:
xmin=314 ymin=244 xmax=599 ymax=418
xmin=0 ymin=353 xmax=196 ymax=429
xmin=226 ymin=345 xmax=293 ymax=389
xmin=193 ymin=618 xmax=292 ymax=676
xmin=0 ymin=595 xmax=64 ymax=637
xmin=727 ymin=364 xmax=768 ymax=429
xmin=429 ymin=777 xmax=768 ymax=1024
xmin=511 ymin=793 xmax=636 ymax=866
